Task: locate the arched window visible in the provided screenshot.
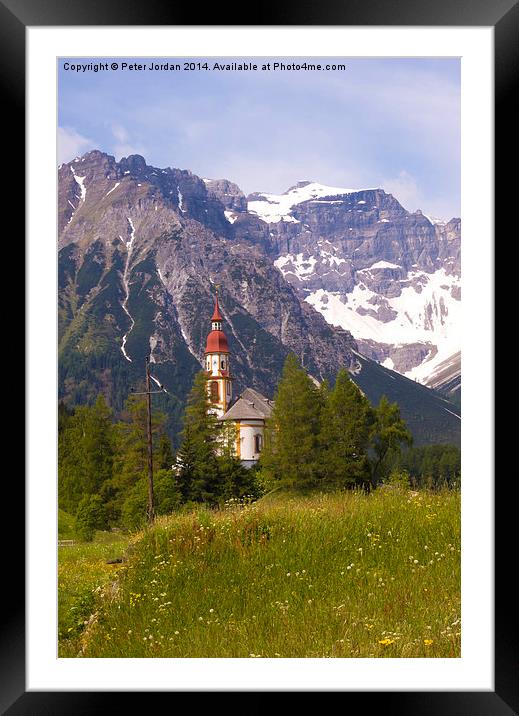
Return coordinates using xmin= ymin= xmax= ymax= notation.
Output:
xmin=210 ymin=381 xmax=219 ymax=402
xmin=254 ymin=434 xmax=262 ymax=454
xmin=221 ymin=360 xmax=225 ymax=370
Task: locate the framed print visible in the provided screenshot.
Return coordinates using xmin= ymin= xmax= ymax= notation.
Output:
xmin=7 ymin=0 xmax=509 ymax=710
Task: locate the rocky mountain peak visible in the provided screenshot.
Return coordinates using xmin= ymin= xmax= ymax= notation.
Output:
xmin=204 ymin=178 xmax=247 ymax=213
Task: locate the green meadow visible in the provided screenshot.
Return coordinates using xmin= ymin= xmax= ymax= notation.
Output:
xmin=58 ymin=487 xmax=460 ymax=658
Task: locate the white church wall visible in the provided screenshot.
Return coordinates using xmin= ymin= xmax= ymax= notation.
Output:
xmin=239 ymin=421 xmax=264 ymax=461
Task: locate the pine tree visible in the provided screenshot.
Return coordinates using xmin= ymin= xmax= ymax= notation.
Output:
xmin=260 ymin=353 xmax=322 ymax=487
xmin=371 ymin=395 xmax=413 ymax=486
xmin=108 ymin=393 xmax=169 ymax=521
xmin=176 ymin=371 xmax=221 ymax=503
xmin=319 ymin=367 xmax=375 ymax=488
xmin=58 ymin=395 xmax=114 ymax=514
xmin=156 ymin=433 xmax=174 ymax=470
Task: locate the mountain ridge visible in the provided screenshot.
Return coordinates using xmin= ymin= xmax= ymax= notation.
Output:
xmin=58 ymin=150 xmax=460 ymax=446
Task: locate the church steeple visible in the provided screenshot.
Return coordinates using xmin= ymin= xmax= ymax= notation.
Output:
xmin=204 ymin=286 xmax=232 ymax=417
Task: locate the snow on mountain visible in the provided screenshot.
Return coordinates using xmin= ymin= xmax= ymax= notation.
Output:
xmin=255 ymin=184 xmax=461 ymax=389
xmin=303 ymin=267 xmax=460 ymax=383
xmin=248 ymin=181 xmax=376 ymax=223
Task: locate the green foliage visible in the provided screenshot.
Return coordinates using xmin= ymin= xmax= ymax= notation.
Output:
xmin=260 ymin=353 xmax=322 ymax=487
xmin=371 ymin=395 xmax=413 ymax=486
xmin=176 ymin=371 xmax=222 ymax=503
xmin=319 ymin=368 xmax=375 ymax=488
xmin=121 ymin=469 xmax=182 ymax=531
xmin=75 ymin=494 xmax=108 ymax=542
xmin=58 ymin=395 xmax=114 ymax=514
xmin=156 ymin=433 xmax=174 ymax=470
xmin=58 ymin=530 xmax=129 ymax=650
xmin=386 ymin=469 xmax=411 ymax=489
xmin=388 ymin=444 xmax=461 ymax=489
xmin=58 ymin=509 xmax=76 ymax=539
xmin=260 ymin=360 xmax=414 ymax=493
xmin=61 ymin=588 xmax=97 ymax=640
xmin=107 ymin=394 xmax=170 ymax=521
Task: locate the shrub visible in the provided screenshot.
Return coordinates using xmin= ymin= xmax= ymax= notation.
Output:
xmin=75 ymin=494 xmax=108 ymax=542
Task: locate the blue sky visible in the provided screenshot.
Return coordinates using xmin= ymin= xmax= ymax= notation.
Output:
xmin=58 ymin=57 xmax=460 ymax=219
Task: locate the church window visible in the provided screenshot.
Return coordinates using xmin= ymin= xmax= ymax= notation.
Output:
xmin=210 ymin=381 xmax=219 ymax=402
xmin=221 ymin=360 xmax=225 ymax=369
xmin=254 ymin=434 xmax=262 ymax=453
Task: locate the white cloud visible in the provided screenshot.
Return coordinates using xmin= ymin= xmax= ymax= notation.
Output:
xmin=382 ymin=170 xmax=422 ymax=213
xmin=111 ymin=124 xmax=147 ymax=160
xmin=57 ymin=126 xmax=94 ymax=164
xmin=111 ymin=123 xmax=130 ymax=143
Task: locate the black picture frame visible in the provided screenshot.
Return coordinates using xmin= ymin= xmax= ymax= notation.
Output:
xmin=7 ymin=0 xmax=507 ymax=712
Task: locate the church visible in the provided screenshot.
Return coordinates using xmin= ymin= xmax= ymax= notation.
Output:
xmin=203 ymin=290 xmax=273 ymax=468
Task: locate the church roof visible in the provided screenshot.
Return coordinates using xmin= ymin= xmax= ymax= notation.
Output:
xmin=211 ymin=293 xmax=223 ymax=321
xmin=221 ymin=388 xmax=274 ymax=421
xmin=205 ymin=330 xmax=229 ymax=354
xmin=205 ymin=291 xmax=229 ymax=352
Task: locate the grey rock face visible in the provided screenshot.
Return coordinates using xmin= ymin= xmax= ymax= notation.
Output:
xmin=204 ymin=178 xmax=247 ymax=213
xmin=245 ymin=183 xmax=461 ymax=383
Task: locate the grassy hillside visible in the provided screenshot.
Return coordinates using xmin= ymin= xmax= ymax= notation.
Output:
xmin=60 ymin=489 xmax=460 ymax=658
xmin=58 ymin=530 xmax=129 ymax=647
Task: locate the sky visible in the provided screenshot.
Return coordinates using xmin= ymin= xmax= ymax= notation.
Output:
xmin=58 ymin=57 xmax=460 ymax=220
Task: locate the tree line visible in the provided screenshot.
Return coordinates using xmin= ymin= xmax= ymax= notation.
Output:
xmin=58 ymin=352 xmax=460 ymax=538
xmin=258 ymin=353 xmax=412 ymax=490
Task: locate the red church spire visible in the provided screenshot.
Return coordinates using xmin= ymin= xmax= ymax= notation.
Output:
xmin=205 ymin=285 xmax=229 ymax=354
xmin=211 ymin=285 xmax=223 ymax=321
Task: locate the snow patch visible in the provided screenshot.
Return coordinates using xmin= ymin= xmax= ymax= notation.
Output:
xmin=274 ymin=253 xmax=317 ymax=279
xmin=177 ymin=187 xmax=186 ymax=213
xmin=444 ymin=407 xmax=461 ymax=420
xmin=248 ymin=182 xmax=375 ymax=224
xmin=70 ymin=166 xmax=87 ymax=202
xmin=105 ymin=182 xmax=120 ymax=197
xmin=301 ymin=267 xmax=461 ymax=385
xmin=224 ymin=210 xmax=237 ymax=224
xmin=120 ymin=218 xmax=136 ymax=362
xmin=362 ymin=260 xmax=401 ymax=271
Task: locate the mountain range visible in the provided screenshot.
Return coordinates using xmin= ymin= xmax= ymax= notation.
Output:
xmin=58 ymin=150 xmax=461 ymax=446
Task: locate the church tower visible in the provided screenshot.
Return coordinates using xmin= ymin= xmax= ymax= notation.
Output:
xmin=204 ymin=287 xmax=232 ymax=418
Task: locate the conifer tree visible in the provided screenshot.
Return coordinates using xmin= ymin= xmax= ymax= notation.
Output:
xmin=176 ymin=371 xmax=221 ymax=503
xmin=260 ymin=353 xmax=321 ymax=487
xmin=156 ymin=433 xmax=174 ymax=470
xmin=108 ymin=394 xmax=169 ymax=520
xmin=58 ymin=395 xmax=114 ymax=514
xmin=371 ymin=395 xmax=413 ymax=486
xmin=319 ymin=367 xmax=375 ymax=488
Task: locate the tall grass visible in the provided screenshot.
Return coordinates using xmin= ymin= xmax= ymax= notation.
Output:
xmin=58 ymin=530 xmax=129 ymax=656
xmin=62 ymin=488 xmax=460 ymax=658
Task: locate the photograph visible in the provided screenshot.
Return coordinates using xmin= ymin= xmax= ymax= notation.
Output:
xmin=56 ymin=55 xmax=463 ymax=660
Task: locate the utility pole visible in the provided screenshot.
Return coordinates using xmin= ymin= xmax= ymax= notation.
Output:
xmin=145 ymin=356 xmax=154 ymax=523
xmin=131 ymin=358 xmax=168 ymax=525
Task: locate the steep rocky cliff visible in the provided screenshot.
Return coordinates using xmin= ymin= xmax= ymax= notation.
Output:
xmin=230 ymin=181 xmax=461 ymax=385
